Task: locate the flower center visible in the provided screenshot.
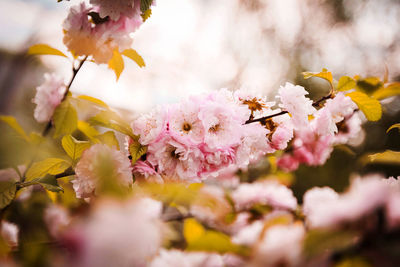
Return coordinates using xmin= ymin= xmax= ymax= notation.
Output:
xmin=170 ymin=149 xmax=180 ymax=159
xmin=182 ymin=122 xmax=192 ymax=133
xmin=209 ymin=124 xmax=220 ymax=133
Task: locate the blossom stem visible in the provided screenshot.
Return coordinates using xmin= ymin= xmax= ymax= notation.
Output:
xmin=245 ymin=93 xmax=333 ymax=124
xmin=42 ymin=56 xmax=88 ymax=136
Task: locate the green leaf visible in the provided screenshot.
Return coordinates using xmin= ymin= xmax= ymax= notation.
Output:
xmin=0 ymin=115 xmax=30 ymax=142
xmin=372 ymin=82 xmax=400 ymax=100
xmin=26 ymin=158 xmax=71 ymax=181
xmin=95 ymin=131 xmax=120 ymax=149
xmin=183 ymin=218 xmax=249 ymax=256
xmin=0 ymin=181 xmax=16 ymax=209
xmin=304 ymin=229 xmax=359 ymax=258
xmin=129 ymin=140 xmax=147 ymax=164
xmin=122 ymin=49 xmax=146 ymax=68
xmin=61 ymin=135 xmax=91 ymax=162
xmin=36 ymin=175 xmax=64 ymax=192
xmin=346 ymin=91 xmax=382 ymax=121
xmin=303 ymin=68 xmax=333 ymax=84
xmin=53 ymin=99 xmax=78 ymax=137
xmin=367 ymin=150 xmax=400 ymax=165
xmin=77 ymin=120 xmax=100 ymax=139
xmin=77 ymin=95 xmax=109 ymax=109
xmin=28 ymin=44 xmax=67 ymax=58
xmin=387 ymin=123 xmax=400 ymax=134
xmin=89 ymin=110 xmax=135 ymax=138
xmin=337 ymin=76 xmax=356 ymax=91
xmin=140 ymin=0 xmax=153 ymax=12
xmin=108 ymin=50 xmax=124 ymax=80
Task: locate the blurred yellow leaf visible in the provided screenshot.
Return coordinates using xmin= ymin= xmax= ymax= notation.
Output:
xmin=346 ymin=91 xmax=382 ymax=121
xmin=53 ymin=99 xmax=78 ymax=137
xmin=184 ymin=218 xmax=205 ymax=243
xmin=371 ymin=82 xmax=400 ymax=100
xmin=303 ymin=68 xmax=333 ymax=84
xmin=0 ymin=115 xmax=30 ymax=142
xmin=367 ymin=150 xmax=400 ymax=165
xmin=355 ymin=77 xmax=383 ymax=94
xmin=108 ymin=50 xmax=124 ymax=80
xmin=122 ymin=48 xmax=146 ymax=68
xmin=77 ymin=120 xmax=100 ymax=139
xmin=95 ymin=131 xmax=120 ymax=149
xmin=77 ymin=95 xmax=109 ymax=109
xmin=335 ymin=257 xmax=372 ymax=267
xmin=337 ymin=76 xmax=356 ymax=91
xmin=89 ymin=110 xmax=135 ymax=138
xmin=26 ymin=158 xmax=70 ymax=181
xmin=0 ymin=181 xmax=17 ymax=209
xmin=28 ymin=44 xmax=67 ymax=58
xmin=129 ymin=140 xmax=147 ymax=164
xmin=387 ymin=123 xmax=400 ymax=134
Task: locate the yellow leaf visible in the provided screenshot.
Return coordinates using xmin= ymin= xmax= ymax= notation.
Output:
xmin=77 ymin=120 xmax=100 ymax=139
xmin=141 ymin=8 xmax=152 ymax=22
xmin=108 ymin=50 xmax=124 ymax=80
xmin=367 ymin=150 xmax=400 ymax=165
xmin=303 ymin=68 xmax=333 ymax=84
xmin=26 ymin=158 xmax=71 ymax=181
xmin=77 ymin=95 xmax=109 ymax=109
xmin=387 ymin=123 xmax=400 ymax=133
xmin=28 ymin=44 xmax=67 ymax=58
xmin=337 ymin=76 xmax=356 ymax=91
xmin=122 ymin=48 xmax=146 ymax=68
xmin=0 ymin=116 xmax=30 ymax=142
xmin=89 ymin=110 xmax=135 ymax=138
xmin=346 ymin=91 xmax=382 ymax=121
xmin=371 ymin=82 xmax=400 ymax=100
xmin=53 ymin=99 xmax=78 ymax=137
xmin=95 ymin=131 xmax=120 ymax=149
xmin=129 ymin=140 xmax=147 ymax=164
xmin=61 ymin=135 xmax=91 ymax=162
xmin=184 ymin=218 xmax=205 ymax=243
xmin=355 ymin=77 xmax=383 ymax=95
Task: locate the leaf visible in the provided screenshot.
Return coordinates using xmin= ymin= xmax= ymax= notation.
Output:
xmin=304 ymin=229 xmax=359 ymax=258
xmin=0 ymin=116 xmax=30 ymax=142
xmin=184 ymin=218 xmax=206 ymax=243
xmin=28 ymin=44 xmax=67 ymax=58
xmin=387 ymin=123 xmax=400 ymax=134
xmin=356 ymin=77 xmax=383 ymax=95
xmin=108 ymin=50 xmax=124 ymax=80
xmin=36 ymin=175 xmax=64 ymax=193
xmin=346 ymin=91 xmax=382 ymax=121
xmin=371 ymin=82 xmax=400 ymax=100
xmin=77 ymin=95 xmax=109 ymax=109
xmin=367 ymin=150 xmax=400 ymax=165
xmin=183 ymin=218 xmax=249 ymax=256
xmin=61 ymin=135 xmax=91 ymax=162
xmin=89 ymin=110 xmax=135 ymax=138
xmin=140 ymin=0 xmax=153 ymax=12
xmin=95 ymin=131 xmax=120 ymax=149
xmin=122 ymin=49 xmax=146 ymax=68
xmin=129 ymin=140 xmax=147 ymax=164
xmin=303 ymin=68 xmax=333 ymax=84
xmin=337 ymin=76 xmax=356 ymax=91
xmin=29 ymin=132 xmax=45 ymax=145
xmin=26 ymin=158 xmax=71 ymax=181
xmin=0 ymin=181 xmax=16 ymax=209
xmin=77 ymin=120 xmax=100 ymax=139
xmin=335 ymin=256 xmax=373 ymax=267
xmin=141 ymin=8 xmax=152 ymax=22
xmin=53 ymin=99 xmax=78 ymax=137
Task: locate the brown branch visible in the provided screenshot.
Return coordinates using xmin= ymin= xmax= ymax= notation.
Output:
xmin=245 ymin=93 xmax=333 ymax=125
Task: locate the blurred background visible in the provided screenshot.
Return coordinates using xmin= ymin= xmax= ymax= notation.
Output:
xmin=0 ymin=0 xmax=399 ymax=197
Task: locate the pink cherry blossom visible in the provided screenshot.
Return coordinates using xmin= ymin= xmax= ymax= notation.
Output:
xmin=73 ymin=144 xmax=133 ymax=198
xmin=1 ymin=221 xmax=18 ymax=248
xmin=33 ymin=73 xmax=66 ymax=123
xmin=277 ymin=82 xmax=316 ymax=129
xmin=232 ymin=180 xmax=297 ymax=211
xmin=150 ymin=249 xmax=224 ymax=267
xmin=90 ymin=0 xmax=142 ymax=21
xmin=44 ymin=204 xmax=71 ymax=238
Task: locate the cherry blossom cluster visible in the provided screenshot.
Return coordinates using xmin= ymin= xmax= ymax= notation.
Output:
xmin=63 ymin=1 xmax=148 ymax=64
xmin=36 ymin=174 xmax=400 ymax=267
xmin=129 ymin=84 xmax=362 ymax=182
